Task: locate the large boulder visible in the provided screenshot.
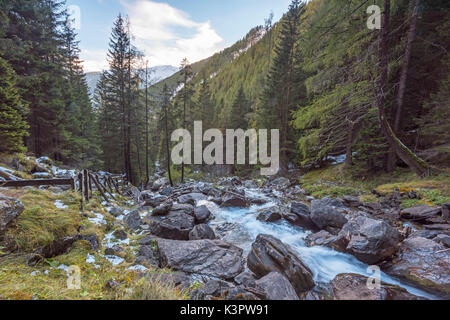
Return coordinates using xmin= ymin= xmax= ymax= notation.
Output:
xmin=339 ymin=216 xmax=400 ymax=264
xmin=247 ymin=234 xmax=314 ymax=296
xmin=189 ymin=224 xmax=216 ymax=240
xmin=220 ymin=194 xmax=249 ymax=208
xmin=194 ymin=205 xmax=212 ymax=224
xmin=310 ymin=197 xmax=348 ymax=230
xmin=255 ymin=272 xmax=299 ymax=300
xmin=151 ymin=202 xmax=173 ymax=216
xmin=383 ymin=237 xmax=450 ymax=297
xmin=177 ymin=193 xmax=207 ymax=205
xmin=331 ymin=273 xmax=424 ymax=300
xmin=170 ymin=203 xmax=194 ymax=216
xmin=145 ymin=211 xmax=194 ymax=240
xmin=0 ymin=196 xmax=24 ymax=241
xmin=284 ymin=202 xmax=318 ymax=231
xmin=156 ymin=239 xmax=244 ymax=280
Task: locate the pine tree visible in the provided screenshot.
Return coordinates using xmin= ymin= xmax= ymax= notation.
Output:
xmin=179 ymin=58 xmax=193 ymax=182
xmin=0 ymin=57 xmax=29 ymax=153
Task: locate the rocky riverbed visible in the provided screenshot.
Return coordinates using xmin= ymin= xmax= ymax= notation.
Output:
xmin=1 ymin=162 xmax=449 ymax=300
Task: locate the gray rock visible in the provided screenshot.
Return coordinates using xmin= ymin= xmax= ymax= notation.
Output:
xmin=105 ymin=245 xmax=124 ymax=256
xmin=401 ymin=205 xmax=441 ymax=221
xmin=78 ymin=234 xmax=99 ymax=251
xmin=152 ymin=202 xmax=173 ymax=216
xmin=156 ymin=238 xmax=244 ymax=280
xmin=442 ymin=203 xmax=450 ymax=221
xmin=310 ymin=198 xmax=348 ymax=230
xmin=434 ymin=234 xmax=450 ymax=247
xmin=234 ymin=271 xmax=257 ymax=288
xmin=247 ymin=234 xmax=314 ymax=296
xmin=331 ymin=273 xmax=424 ymax=300
xmin=343 ymin=195 xmax=361 ymax=207
xmin=124 ymin=210 xmax=143 ymax=230
xmin=194 ymin=205 xmax=212 ymax=224
xmin=177 ymin=193 xmax=207 ymax=205
xmin=143 ymin=195 xmax=168 ymax=208
xmin=256 ymin=207 xmax=282 ymax=223
xmin=191 ymin=279 xmax=235 ymax=300
xmin=145 ymin=211 xmax=195 ymax=240
xmin=189 ymin=224 xmax=216 ymax=240
xmin=383 ymin=237 xmax=450 ymax=296
xmin=339 ymin=216 xmax=400 ymax=264
xmin=286 ymin=202 xmax=318 ymax=231
xmin=0 ymin=196 xmax=24 ymax=241
xmin=109 ymin=206 xmax=124 ymax=217
xmin=137 ymin=245 xmax=159 ymax=266
xmin=28 ymin=236 xmax=78 ymax=264
xmin=255 ymin=272 xmax=299 ymax=300
xmin=306 ymin=230 xmax=347 ymax=252
xmin=160 ymin=186 xmax=173 ymax=196
xmin=171 ymin=203 xmax=194 ymax=216
xmin=271 ymin=177 xmax=290 ymax=187
xmin=220 ymin=195 xmax=249 ymax=208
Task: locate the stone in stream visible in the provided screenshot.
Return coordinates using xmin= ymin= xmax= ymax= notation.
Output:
xmin=145 ymin=211 xmax=194 ymax=240
xmin=177 ymin=193 xmax=207 ymax=205
xmin=338 ymin=216 xmax=400 ymax=264
xmin=383 ymin=237 xmax=450 ymax=297
xmin=155 ymin=238 xmax=244 ymax=280
xmin=310 ymin=197 xmax=348 ymax=230
xmin=256 ymin=207 xmax=282 ymax=223
xmin=255 ymin=272 xmax=299 ymax=300
xmin=331 ymin=273 xmax=424 ymax=300
xmin=193 ymin=205 xmax=212 ymax=224
xmin=305 ymin=230 xmax=347 ymax=252
xmin=247 ymin=234 xmax=315 ymax=296
xmin=284 ymin=202 xmax=318 ymax=231
xmin=220 ymin=194 xmax=249 ymax=208
xmin=189 ymin=224 xmax=216 ymax=240
xmin=0 ymin=195 xmax=24 ymax=241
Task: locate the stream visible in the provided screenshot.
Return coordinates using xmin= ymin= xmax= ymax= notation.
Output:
xmin=196 ymin=187 xmax=439 ymax=300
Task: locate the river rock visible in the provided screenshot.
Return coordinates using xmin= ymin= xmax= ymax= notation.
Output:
xmin=220 ymin=194 xmax=249 ymax=208
xmin=234 ymin=271 xmax=257 ymax=288
xmin=136 ymin=245 xmax=159 ymax=266
xmin=143 ymin=195 xmax=168 ymax=208
xmin=342 ymin=196 xmax=361 ymax=207
xmin=124 ymin=210 xmax=143 ymax=230
xmin=194 ymin=205 xmax=212 ymax=224
xmin=271 ymin=177 xmax=290 ymax=187
xmin=0 ymin=196 xmax=24 ymax=241
xmin=170 ymin=203 xmax=194 ymax=216
xmin=160 ymin=186 xmax=173 ymax=196
xmin=383 ymin=237 xmax=450 ymax=296
xmin=247 ymin=234 xmax=315 ymax=295
xmin=112 ymin=229 xmax=127 ymax=241
xmin=145 ymin=211 xmax=194 ymax=240
xmin=434 ymin=234 xmax=450 ymax=247
xmin=189 ymin=224 xmax=216 ymax=240
xmin=156 ymin=238 xmax=244 ymax=279
xmin=256 ymin=207 xmax=282 ymax=223
xmin=442 ymin=203 xmax=449 ymax=221
xmin=305 ymin=230 xmax=347 ymax=252
xmin=177 ymin=193 xmax=207 ymax=205
xmin=285 ymin=202 xmax=318 ymax=231
xmin=310 ymin=197 xmax=348 ymax=230
xmin=255 ymin=272 xmax=299 ymax=300
xmin=339 ymin=216 xmax=400 ymax=264
xmin=109 ymin=206 xmax=124 ymax=217
xmin=401 ymin=205 xmax=441 ymax=222
xmin=191 ymin=279 xmax=235 ymax=300
xmin=331 ymin=273 xmax=424 ymax=300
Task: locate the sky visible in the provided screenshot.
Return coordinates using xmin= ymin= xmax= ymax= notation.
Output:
xmin=66 ymin=0 xmax=292 ymax=72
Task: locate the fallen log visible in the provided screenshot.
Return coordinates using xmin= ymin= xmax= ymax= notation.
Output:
xmin=0 ymin=178 xmax=74 ymax=188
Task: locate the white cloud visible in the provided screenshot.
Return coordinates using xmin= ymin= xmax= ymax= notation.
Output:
xmin=80 ymin=49 xmax=109 ymax=73
xmin=122 ymin=0 xmax=226 ymax=67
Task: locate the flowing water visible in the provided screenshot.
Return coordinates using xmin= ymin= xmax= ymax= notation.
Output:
xmin=197 ymin=188 xmax=439 ymax=300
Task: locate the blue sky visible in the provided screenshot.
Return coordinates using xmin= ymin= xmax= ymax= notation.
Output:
xmin=66 ymin=0 xmax=292 ymax=72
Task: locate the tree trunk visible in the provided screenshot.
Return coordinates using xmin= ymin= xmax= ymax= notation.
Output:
xmin=377 ymin=0 xmax=429 ymax=177
xmin=164 ymin=101 xmax=173 ymax=187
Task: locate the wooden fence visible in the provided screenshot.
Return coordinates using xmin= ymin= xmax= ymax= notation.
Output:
xmin=0 ymin=169 xmax=127 ymax=210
